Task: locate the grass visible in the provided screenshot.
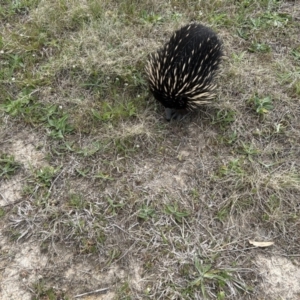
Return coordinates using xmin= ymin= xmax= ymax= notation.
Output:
xmin=0 ymin=0 xmax=300 ymax=299
xmin=0 ymin=153 xmax=21 ymax=178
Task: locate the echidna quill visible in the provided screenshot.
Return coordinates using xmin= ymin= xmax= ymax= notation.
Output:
xmin=145 ymin=23 xmax=223 ymax=120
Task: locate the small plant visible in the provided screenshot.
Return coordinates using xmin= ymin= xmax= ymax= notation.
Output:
xmin=1 ymin=91 xmax=32 ymax=116
xmin=216 ymin=207 xmax=230 ymax=222
xmin=248 ymin=42 xmax=271 ymax=53
xmin=249 ymin=17 xmax=262 ymax=30
xmin=248 ymin=95 xmax=273 ymax=115
xmin=232 ymin=51 xmax=246 ymax=63
xmin=68 ymin=193 xmax=85 ymax=209
xmin=106 ymin=248 xmax=122 ymax=266
xmin=262 ymin=12 xmax=290 ymax=28
xmin=106 ymin=197 xmax=124 ymax=215
xmin=116 ymin=281 xmax=131 ymax=299
xmin=189 ymin=258 xmax=232 ymax=298
xmin=239 ymin=142 xmax=259 ymax=156
xmin=34 ymin=166 xmax=59 ymax=188
xmin=1 ymin=92 xmax=74 ymax=139
xmin=219 ymin=159 xmax=244 ymax=177
xmin=92 ymin=100 xmax=136 ymax=122
xmin=266 ymin=194 xmax=281 ymax=213
xmin=32 ymin=279 xmax=68 ymax=300
xmin=212 ymin=109 xmax=236 ymax=129
xmin=292 ymin=81 xmax=300 ymax=96
xmin=75 ymin=168 xmax=90 ymax=177
xmin=0 ymin=154 xmax=21 ymax=179
xmin=291 ymin=48 xmax=300 ymax=61
xmin=241 ymin=11 xmax=290 ymax=34
xmin=138 ymin=205 xmax=155 ymax=220
xmin=94 ymin=171 xmax=114 ymax=181
xmin=141 ymin=11 xmax=163 ymax=24
xmin=209 ymin=13 xmax=233 ymax=26
xmin=114 ymin=137 xmax=136 ymax=156
xmin=80 ymin=238 xmax=98 ymax=254
xmin=165 ymin=204 xmax=189 ymax=223
xmin=220 ymin=131 xmax=237 ymax=145
xmin=75 ymin=141 xmax=105 ymax=157
xmin=46 ymin=111 xmax=74 ymax=139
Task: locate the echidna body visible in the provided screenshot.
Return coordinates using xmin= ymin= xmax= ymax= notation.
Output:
xmin=145 ymin=23 xmax=223 ymax=120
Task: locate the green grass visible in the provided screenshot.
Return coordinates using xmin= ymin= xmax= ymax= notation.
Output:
xmin=0 ymin=153 xmax=21 ymax=179
xmin=0 ymin=0 xmax=300 ymax=299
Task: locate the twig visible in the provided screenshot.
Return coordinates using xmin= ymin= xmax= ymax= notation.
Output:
xmin=281 ymin=253 xmax=300 ymax=257
xmin=74 ymin=287 xmax=109 ymax=298
xmin=0 ymin=192 xmax=8 ymax=202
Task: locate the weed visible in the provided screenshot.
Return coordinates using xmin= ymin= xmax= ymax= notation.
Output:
xmin=32 ymin=279 xmax=68 ymax=300
xmin=1 ymin=0 xmax=39 ymax=17
xmin=0 ymin=154 xmax=21 ymax=179
xmin=248 ymin=95 xmax=273 ymax=115
xmin=116 ymin=281 xmax=131 ymax=299
xmin=266 ymin=194 xmax=281 ymax=213
xmin=141 ymin=11 xmax=163 ymax=24
xmin=1 ymin=90 xmax=33 ymax=117
xmin=92 ymin=100 xmax=136 ymax=122
xmin=219 ymin=131 xmax=238 ymax=145
xmin=75 ymin=168 xmax=90 ymax=177
xmin=106 ymin=197 xmax=124 ymax=215
xmin=34 ymin=166 xmax=59 ymax=188
xmin=261 ymin=12 xmax=290 ymax=28
xmin=138 ymin=204 xmax=155 ymax=220
xmin=188 ymin=259 xmax=232 ymax=298
xmin=114 ymin=137 xmax=137 ymax=156
xmin=219 ymin=159 xmax=245 ymax=177
xmin=1 ymin=90 xmax=73 ymax=139
xmin=36 ymin=104 xmax=74 ymax=139
xmin=165 ymin=204 xmax=189 ymax=223
xmin=191 ymin=188 xmax=200 ymax=197
xmin=209 ymin=13 xmax=234 ymax=27
xmin=94 ymin=171 xmax=114 ymax=181
xmin=68 ymin=193 xmax=85 ymax=209
xmin=216 ymin=207 xmax=230 ymax=222
xmin=291 ymin=48 xmax=300 ymax=62
xmin=75 ymin=141 xmax=107 ymax=157
xmin=232 ymin=51 xmax=246 ymax=63
xmin=106 ymin=248 xmax=122 ymax=266
xmin=47 ymin=112 xmax=74 ymax=139
xmin=292 ymin=81 xmax=300 ymax=96
xmin=239 ymin=142 xmax=259 ymax=157
xmin=248 ymin=42 xmax=271 ymax=53
xmin=212 ymin=109 xmax=236 ymax=129
xmin=80 ymin=238 xmax=98 ymax=254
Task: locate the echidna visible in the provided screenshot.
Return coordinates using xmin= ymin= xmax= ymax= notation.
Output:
xmin=145 ymin=23 xmax=223 ymax=120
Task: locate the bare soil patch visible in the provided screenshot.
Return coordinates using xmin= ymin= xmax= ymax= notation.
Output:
xmin=256 ymin=254 xmax=300 ymax=300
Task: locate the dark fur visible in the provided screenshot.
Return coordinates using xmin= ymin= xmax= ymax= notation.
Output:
xmin=145 ymin=23 xmax=223 ymax=118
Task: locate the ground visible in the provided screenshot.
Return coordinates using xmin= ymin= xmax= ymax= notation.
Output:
xmin=1 ymin=0 xmax=300 ymax=299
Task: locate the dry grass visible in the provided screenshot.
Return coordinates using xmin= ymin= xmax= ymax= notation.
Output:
xmin=1 ymin=0 xmax=300 ymax=299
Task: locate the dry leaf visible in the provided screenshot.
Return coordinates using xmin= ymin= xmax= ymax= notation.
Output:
xmin=249 ymin=240 xmax=274 ymax=247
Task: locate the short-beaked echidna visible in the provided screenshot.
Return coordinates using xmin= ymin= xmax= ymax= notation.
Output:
xmin=145 ymin=23 xmax=223 ymax=120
